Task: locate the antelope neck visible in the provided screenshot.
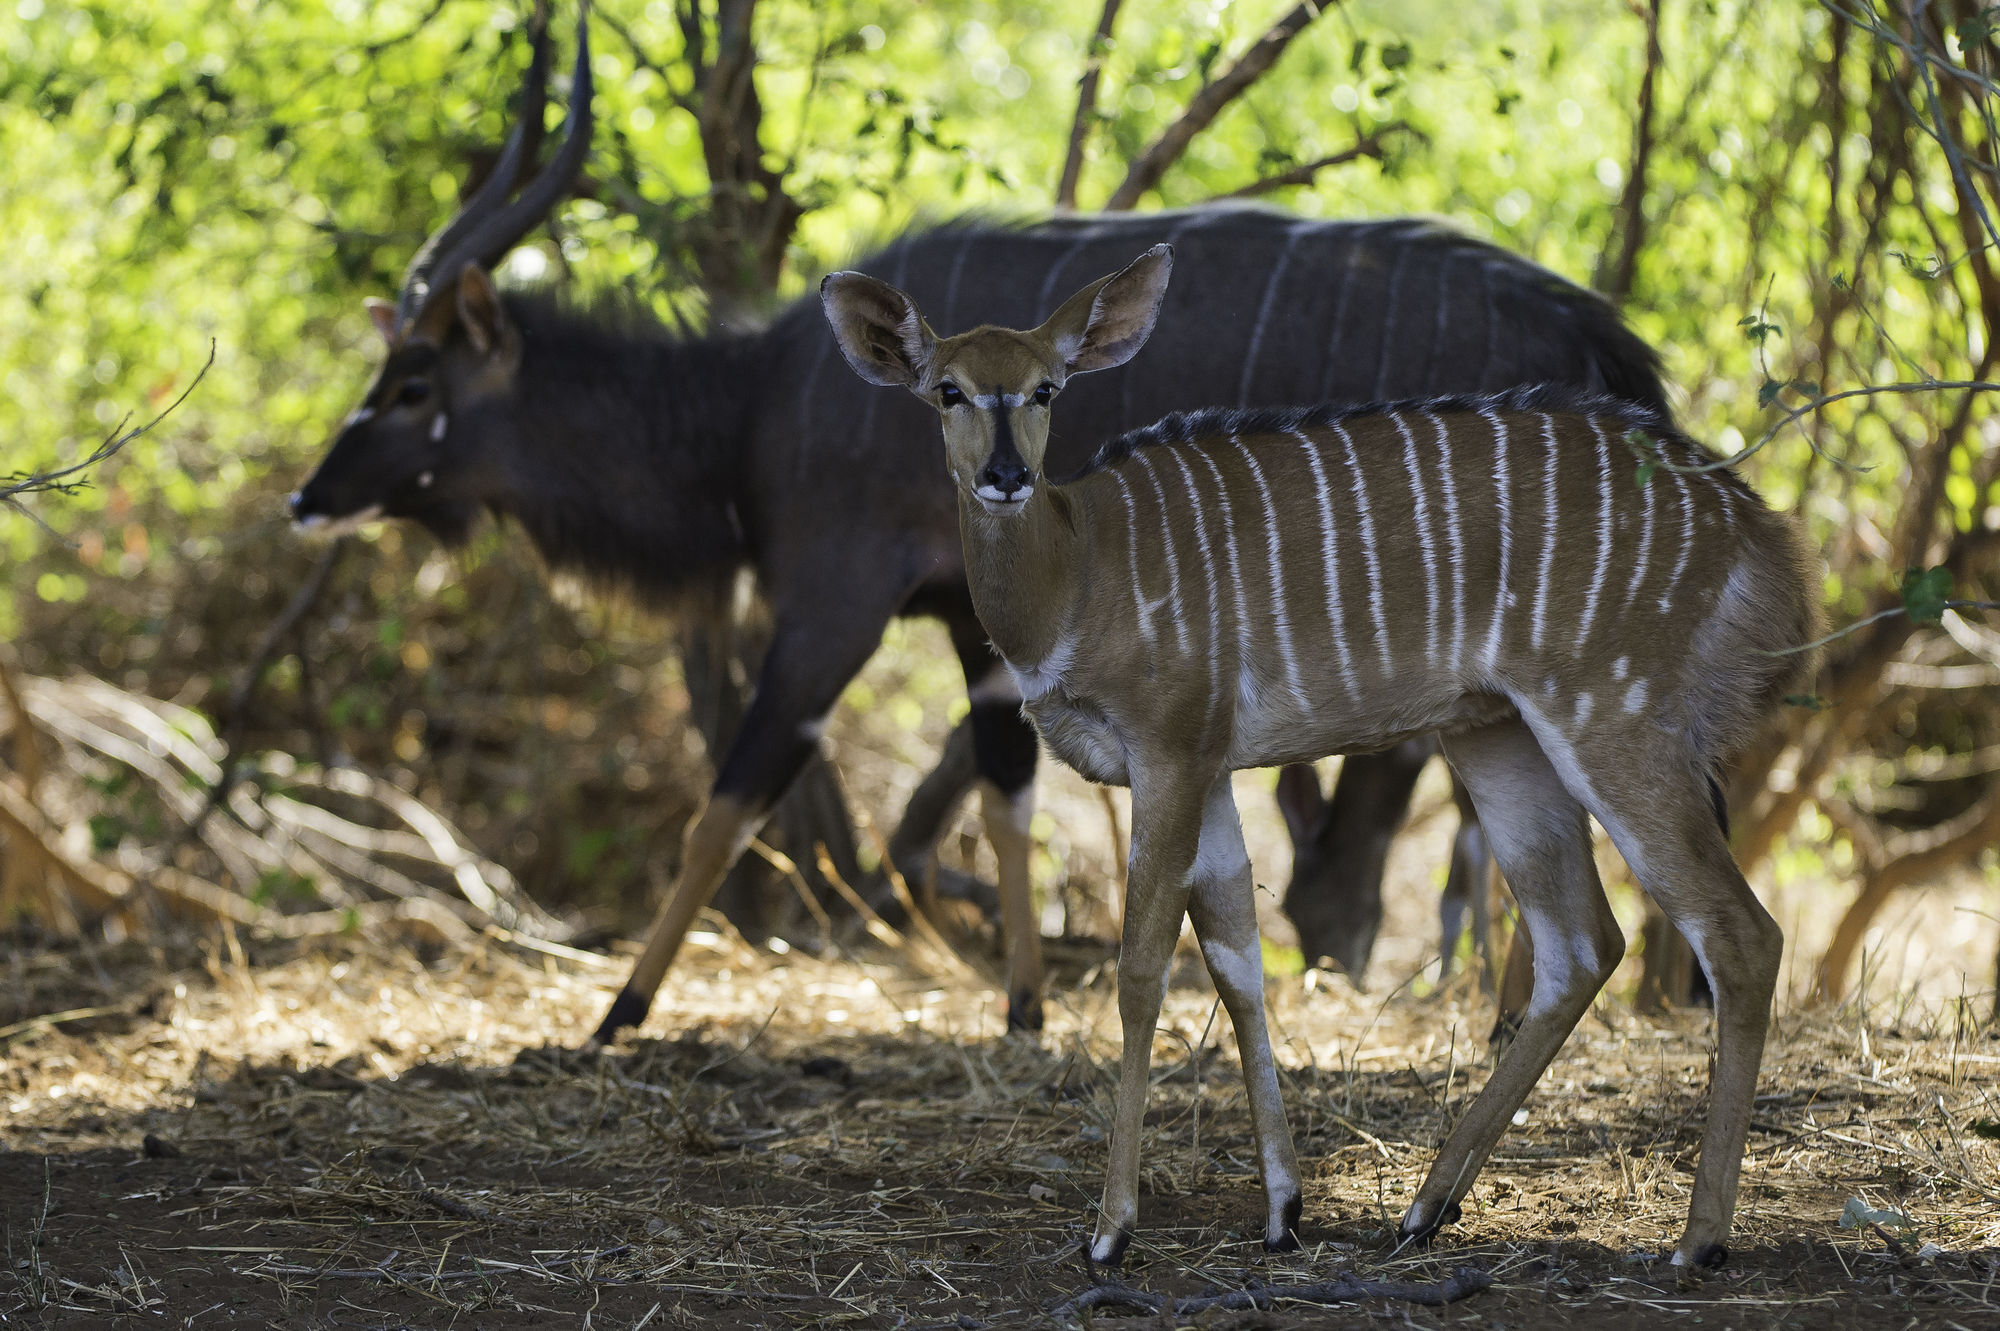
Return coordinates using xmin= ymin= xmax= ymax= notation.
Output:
xmin=958 ymin=482 xmax=1081 ymax=677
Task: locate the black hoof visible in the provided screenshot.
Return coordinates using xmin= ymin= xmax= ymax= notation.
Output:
xmin=1263 ymin=1189 xmax=1304 ymax=1251
xmin=588 ymin=987 xmax=652 ymax=1049
xmin=1006 ymin=989 xmax=1045 ymax=1032
xmin=1684 ymin=1242 xmax=1728 ymax=1269
xmin=1083 ymin=1229 xmax=1131 ymax=1268
xmin=1398 ymin=1198 xmax=1461 ymax=1246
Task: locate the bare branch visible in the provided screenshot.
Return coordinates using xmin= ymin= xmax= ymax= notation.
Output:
xmin=1 ymin=342 xmax=214 ymax=508
xmin=1206 ymin=123 xmax=1411 ymax=201
xmin=1056 ymin=0 xmax=1124 ymax=209
xmin=1102 ymin=1 xmax=1340 ymax=211
xmin=1594 ymin=0 xmax=1664 ymax=302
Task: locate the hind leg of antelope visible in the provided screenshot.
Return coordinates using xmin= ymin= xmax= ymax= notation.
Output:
xmin=1584 ymin=748 xmax=1781 ymax=1268
xmin=1184 ymin=777 xmax=1302 ymax=1251
xmin=1090 ymin=760 xmax=1214 ymax=1266
xmin=1401 ymin=719 xmax=1624 ymax=1245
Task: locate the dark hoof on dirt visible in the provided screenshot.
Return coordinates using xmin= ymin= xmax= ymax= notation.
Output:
xmin=1263 ymin=1189 xmax=1304 ymax=1251
xmin=1398 ymin=1199 xmax=1461 ymax=1246
xmin=1084 ymin=1229 xmax=1131 ymax=1268
xmin=588 ymin=987 xmax=652 ymax=1049
xmin=1679 ymin=1242 xmax=1729 ymax=1269
xmin=1006 ymin=990 xmax=1045 ymax=1032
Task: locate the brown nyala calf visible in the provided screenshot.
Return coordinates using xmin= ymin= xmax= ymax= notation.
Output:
xmin=822 ymin=245 xmax=1818 ymax=1267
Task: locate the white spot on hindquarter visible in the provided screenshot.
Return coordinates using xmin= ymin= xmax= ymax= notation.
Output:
xmin=1293 ymin=430 xmax=1359 ymax=700
xmin=1482 ymin=409 xmax=1513 ymax=673
xmin=1393 ymin=413 xmax=1442 ymax=666
xmin=1530 ymin=413 xmax=1560 ymax=652
xmin=1573 ymin=692 xmax=1593 ymax=728
xmin=429 ymin=413 xmax=448 ymax=442
xmin=1239 ymin=446 xmax=1310 ymax=709
xmin=1131 ymin=453 xmax=1191 ymax=652
xmin=1574 ymin=420 xmax=1616 ymax=650
xmin=1329 ymin=422 xmax=1394 ymax=674
xmin=1624 ymin=678 xmax=1649 ymax=713
xmin=1612 ymin=656 xmax=1629 ymax=680
xmin=1004 ymin=635 xmax=1075 ymax=702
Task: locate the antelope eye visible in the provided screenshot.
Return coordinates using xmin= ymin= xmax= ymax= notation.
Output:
xmin=938 ymin=383 xmax=965 ymax=407
xmin=1033 ymin=382 xmax=1054 ymax=405
xmin=396 ymin=379 xmax=430 ymax=407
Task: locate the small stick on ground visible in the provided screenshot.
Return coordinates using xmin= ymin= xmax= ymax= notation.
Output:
xmin=1049 ymin=1258 xmax=1493 ymax=1318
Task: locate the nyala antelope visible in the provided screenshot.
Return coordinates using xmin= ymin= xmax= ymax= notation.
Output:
xmin=822 ymin=246 xmax=1817 ymax=1266
xmin=289 ymin=6 xmax=1678 ymax=1050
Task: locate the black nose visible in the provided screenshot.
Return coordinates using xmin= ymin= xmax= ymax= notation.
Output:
xmin=978 ymin=459 xmax=1031 ymax=496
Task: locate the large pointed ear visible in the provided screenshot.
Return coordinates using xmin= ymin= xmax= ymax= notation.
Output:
xmin=455 ymin=264 xmax=513 ymax=356
xmin=1275 ymin=764 xmax=1328 ymax=847
xmin=364 ymin=298 xmax=400 ymax=348
xmin=1041 ymin=242 xmax=1173 ymax=375
xmin=820 ymin=272 xmax=937 ymax=388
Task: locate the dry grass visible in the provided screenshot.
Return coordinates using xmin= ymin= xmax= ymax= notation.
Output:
xmin=4 ymin=915 xmax=1999 ymax=1328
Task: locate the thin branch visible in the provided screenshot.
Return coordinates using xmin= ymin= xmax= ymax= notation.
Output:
xmin=1056 ymin=0 xmax=1124 ymax=209
xmin=1102 ymin=1 xmax=1340 ymax=211
xmin=1207 ymin=123 xmax=1410 ymax=200
xmin=2 ymin=342 xmax=215 ymax=507
xmin=361 ymin=0 xmax=455 ymax=57
xmin=1594 ymin=0 xmax=1664 ymax=301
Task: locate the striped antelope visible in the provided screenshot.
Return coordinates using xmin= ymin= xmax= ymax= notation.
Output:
xmin=821 ymin=246 xmax=1818 ymax=1266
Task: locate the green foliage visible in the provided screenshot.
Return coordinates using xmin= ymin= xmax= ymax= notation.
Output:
xmin=1901 ymin=566 xmax=1955 ymax=625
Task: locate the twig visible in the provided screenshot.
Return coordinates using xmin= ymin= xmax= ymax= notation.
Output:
xmin=1 ymin=342 xmax=214 ymax=507
xmin=1050 ymin=1262 xmax=1492 ymax=1317
xmin=1103 ymin=2 xmax=1339 ymax=210
xmin=1210 ymin=125 xmax=1411 ymax=200
xmin=1056 ymin=0 xmax=1124 ymax=209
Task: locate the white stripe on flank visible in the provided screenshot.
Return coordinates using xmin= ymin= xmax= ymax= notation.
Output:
xmin=1110 ymin=470 xmax=1158 ymax=648
xmin=1132 ymin=451 xmax=1191 ymax=653
xmin=1661 ymin=466 xmax=1696 ymax=612
xmin=1190 ymin=446 xmax=1258 ymax=705
xmin=1329 ymin=422 xmax=1395 ymax=674
xmin=1530 ymin=413 xmax=1561 ymax=652
xmin=1168 ymin=447 xmax=1225 ymax=700
xmin=1240 ymin=445 xmax=1310 ymax=708
xmin=1623 ymin=434 xmax=1658 ymax=612
xmin=1481 ymin=409 xmax=1513 ymax=673
xmin=1393 ymin=414 xmax=1441 ymax=665
xmin=1238 ymin=222 xmax=1309 ymax=406
xmin=1574 ymin=420 xmax=1616 ymax=650
xmin=1428 ymin=414 xmax=1467 ymax=673
xmin=1574 ymin=691 xmax=1594 ymax=728
xmin=1293 ymin=430 xmax=1359 ymax=699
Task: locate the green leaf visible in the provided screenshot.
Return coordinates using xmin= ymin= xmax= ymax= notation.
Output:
xmin=1635 ymin=459 xmax=1656 ymax=486
xmin=1380 ymin=42 xmax=1413 ymax=71
xmin=1902 ymin=566 xmax=1954 ymax=624
xmin=1758 ymin=378 xmax=1785 ymax=408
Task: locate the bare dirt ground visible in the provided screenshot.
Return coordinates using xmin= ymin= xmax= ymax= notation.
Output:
xmin=4 ymin=918 xmax=1999 ymax=1330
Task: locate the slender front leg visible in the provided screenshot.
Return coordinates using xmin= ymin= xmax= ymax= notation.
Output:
xmin=978 ymin=778 xmax=1044 ymax=1031
xmin=1091 ymin=761 xmax=1214 ymax=1266
xmin=590 ymin=592 xmax=903 ymax=1048
xmin=1185 ymin=778 xmax=1302 ymax=1251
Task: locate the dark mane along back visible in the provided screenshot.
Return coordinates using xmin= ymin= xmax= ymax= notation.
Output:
xmin=1063 ymin=384 xmax=1694 ymax=484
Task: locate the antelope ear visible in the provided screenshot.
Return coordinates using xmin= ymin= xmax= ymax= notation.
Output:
xmin=455 ymin=265 xmax=512 ymax=356
xmin=1041 ymin=242 xmax=1173 ymax=375
xmin=820 ymin=272 xmax=937 ymax=389
xmin=364 ymin=298 xmax=400 ymax=348
xmin=1275 ymin=764 xmax=1328 ymax=846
